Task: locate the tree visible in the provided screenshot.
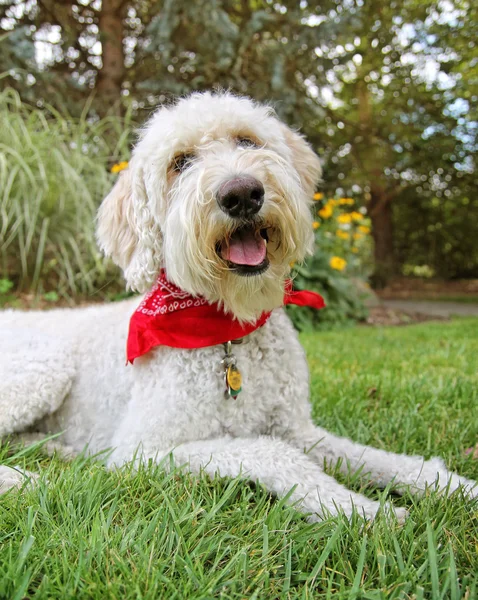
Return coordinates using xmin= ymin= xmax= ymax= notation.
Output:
xmin=95 ymin=0 xmax=127 ymax=115
xmin=0 ymin=0 xmax=155 ymax=115
xmin=306 ymin=0 xmax=477 ymax=283
xmin=1 ymin=0 xmax=97 ymax=112
xmin=1 ymin=0 xmax=476 ymax=280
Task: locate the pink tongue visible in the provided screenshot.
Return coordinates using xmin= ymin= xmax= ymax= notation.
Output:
xmin=222 ymin=229 xmax=266 ymax=266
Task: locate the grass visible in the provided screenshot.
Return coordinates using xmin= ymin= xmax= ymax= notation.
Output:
xmin=1 ymin=319 xmax=477 ymax=599
xmin=0 ymin=88 xmax=133 ymax=298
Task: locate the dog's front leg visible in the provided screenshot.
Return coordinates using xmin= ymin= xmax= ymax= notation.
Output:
xmin=145 ymin=436 xmax=407 ymax=523
xmin=289 ymin=424 xmax=477 ymax=498
xmin=0 ymin=465 xmax=39 ymax=495
xmin=0 ymin=328 xmax=76 ymax=437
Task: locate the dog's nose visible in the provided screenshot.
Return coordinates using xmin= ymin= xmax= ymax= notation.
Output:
xmin=217 ymin=176 xmax=264 ymax=219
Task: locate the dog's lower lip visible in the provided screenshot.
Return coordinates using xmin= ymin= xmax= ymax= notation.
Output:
xmin=227 ymin=257 xmax=270 ymax=276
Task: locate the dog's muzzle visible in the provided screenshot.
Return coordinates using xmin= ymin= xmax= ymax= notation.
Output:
xmin=215 ymin=175 xmax=269 ymax=276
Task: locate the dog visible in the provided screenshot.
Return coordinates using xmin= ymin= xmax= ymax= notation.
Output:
xmin=0 ymin=92 xmax=476 ymax=519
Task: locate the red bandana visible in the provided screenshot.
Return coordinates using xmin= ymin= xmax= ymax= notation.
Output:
xmin=127 ymin=270 xmax=325 ymax=363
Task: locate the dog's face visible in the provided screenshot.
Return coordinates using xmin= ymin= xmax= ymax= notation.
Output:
xmin=97 ymin=92 xmax=321 ymax=321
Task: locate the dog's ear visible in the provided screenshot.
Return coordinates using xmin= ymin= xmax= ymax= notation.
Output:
xmin=281 ymin=125 xmax=322 ymax=197
xmin=96 ymin=163 xmax=162 ymax=292
xmin=97 ymin=168 xmax=137 ymax=271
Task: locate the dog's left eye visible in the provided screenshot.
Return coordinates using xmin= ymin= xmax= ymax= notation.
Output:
xmin=172 ymin=152 xmax=195 ymax=172
xmin=236 ymin=136 xmax=259 ymax=149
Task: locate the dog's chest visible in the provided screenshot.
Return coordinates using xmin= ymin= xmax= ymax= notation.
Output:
xmin=154 ymin=310 xmax=311 ymax=440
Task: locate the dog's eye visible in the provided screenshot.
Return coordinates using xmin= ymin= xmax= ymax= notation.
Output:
xmin=172 ymin=152 xmax=195 ymax=172
xmin=236 ymin=136 xmax=259 ymax=149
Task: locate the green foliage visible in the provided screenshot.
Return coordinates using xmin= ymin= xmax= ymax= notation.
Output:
xmin=309 ymin=0 xmax=477 ymax=278
xmin=0 ymin=278 xmax=13 ymax=294
xmin=42 ymin=290 xmax=59 ymax=303
xmin=289 ymin=196 xmax=372 ymax=329
xmin=1 ymin=320 xmax=477 ymax=598
xmin=0 ymin=88 xmax=134 ymax=297
xmin=394 ymin=187 xmax=478 ymax=279
xmin=288 ymin=265 xmax=368 ymax=331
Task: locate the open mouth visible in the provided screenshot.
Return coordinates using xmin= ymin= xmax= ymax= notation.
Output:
xmin=217 ymin=224 xmax=270 ymax=276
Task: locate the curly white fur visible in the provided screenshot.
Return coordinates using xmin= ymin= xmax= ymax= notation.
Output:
xmin=1 ymin=92 xmax=476 ymax=521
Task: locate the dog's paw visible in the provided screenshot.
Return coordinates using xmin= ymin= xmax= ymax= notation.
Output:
xmin=443 ymin=472 xmax=478 ymax=499
xmin=382 ymin=503 xmax=409 ymax=526
xmin=306 ymin=498 xmax=408 ymax=525
xmin=0 ymin=465 xmax=39 ymax=495
xmin=409 ymin=457 xmax=477 ymax=499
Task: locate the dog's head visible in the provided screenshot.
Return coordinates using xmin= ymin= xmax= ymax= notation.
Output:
xmin=97 ymin=92 xmax=321 ymax=321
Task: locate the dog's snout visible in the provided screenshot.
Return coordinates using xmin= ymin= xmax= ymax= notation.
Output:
xmin=217 ymin=176 xmax=264 ymax=219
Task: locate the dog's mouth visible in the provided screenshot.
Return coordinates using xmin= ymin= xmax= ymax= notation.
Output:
xmin=217 ymin=224 xmax=270 ymax=276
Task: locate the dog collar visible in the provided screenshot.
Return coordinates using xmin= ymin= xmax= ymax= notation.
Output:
xmin=126 ymin=270 xmax=325 ymax=368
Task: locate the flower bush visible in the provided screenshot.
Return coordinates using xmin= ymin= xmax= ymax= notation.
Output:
xmin=288 ymin=193 xmax=373 ymax=329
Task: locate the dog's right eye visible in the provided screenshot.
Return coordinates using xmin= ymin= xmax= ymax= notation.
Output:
xmin=172 ymin=152 xmax=195 ymax=172
xmin=236 ymin=136 xmax=259 ymax=149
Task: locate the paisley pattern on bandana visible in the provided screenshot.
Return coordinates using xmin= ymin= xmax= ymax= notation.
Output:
xmin=134 ymin=271 xmax=208 ymax=317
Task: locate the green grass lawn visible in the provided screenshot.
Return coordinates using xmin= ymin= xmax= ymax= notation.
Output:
xmin=1 ymin=319 xmax=477 ymax=599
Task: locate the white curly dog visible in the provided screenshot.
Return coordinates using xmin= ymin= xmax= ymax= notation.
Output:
xmin=1 ymin=92 xmax=476 ymax=521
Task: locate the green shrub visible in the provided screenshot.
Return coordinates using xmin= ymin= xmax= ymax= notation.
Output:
xmin=288 ymin=195 xmax=372 ymax=329
xmin=0 ymin=88 xmax=134 ymax=297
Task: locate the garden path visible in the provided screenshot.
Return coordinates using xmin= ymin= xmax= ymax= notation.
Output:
xmin=381 ymin=299 xmax=478 ymax=318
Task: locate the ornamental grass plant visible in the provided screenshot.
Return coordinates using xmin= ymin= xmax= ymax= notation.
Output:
xmin=0 ymin=88 xmax=133 ymax=299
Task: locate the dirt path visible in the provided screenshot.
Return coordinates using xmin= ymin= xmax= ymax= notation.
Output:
xmin=381 ymin=300 xmax=478 ymax=318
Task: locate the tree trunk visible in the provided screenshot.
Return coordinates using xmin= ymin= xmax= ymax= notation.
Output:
xmin=95 ymin=0 xmax=126 ymax=116
xmin=369 ymin=188 xmax=395 ymax=288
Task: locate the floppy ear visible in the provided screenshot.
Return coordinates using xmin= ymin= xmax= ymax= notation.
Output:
xmin=97 ymin=168 xmax=137 ymax=271
xmin=96 ymin=164 xmax=163 ymax=292
xmin=281 ymin=125 xmax=322 ymax=197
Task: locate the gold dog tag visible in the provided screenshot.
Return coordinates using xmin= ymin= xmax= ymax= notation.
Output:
xmin=226 ymin=365 xmax=242 ymax=392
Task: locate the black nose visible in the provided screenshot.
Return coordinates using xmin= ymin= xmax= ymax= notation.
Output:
xmin=217 ymin=176 xmax=264 ymax=219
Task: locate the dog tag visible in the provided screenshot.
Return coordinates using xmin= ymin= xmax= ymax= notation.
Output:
xmin=226 ymin=365 xmax=242 ymax=393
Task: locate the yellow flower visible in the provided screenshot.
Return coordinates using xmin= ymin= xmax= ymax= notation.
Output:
xmin=339 ymin=197 xmax=354 ymax=205
xmin=313 ymin=192 xmax=324 ymax=201
xmin=358 ymin=225 xmax=371 ymax=234
xmin=318 ymin=204 xmax=333 ymax=219
xmin=353 ymin=232 xmax=363 ymax=241
xmin=312 ymin=221 xmax=320 ymax=230
xmin=111 ymin=160 xmax=129 ymax=174
xmin=289 ymin=261 xmax=295 ymax=268
xmin=337 ymin=213 xmax=352 ymax=224
xmin=330 ymin=256 xmax=347 ymax=271
xmin=350 ymin=211 xmax=363 ymax=222
xmin=327 ymin=199 xmax=339 ymax=207
xmin=352 ymin=247 xmax=359 ymax=253
xmin=336 ymin=230 xmax=350 ymax=240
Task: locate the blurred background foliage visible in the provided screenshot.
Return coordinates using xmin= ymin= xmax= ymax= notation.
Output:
xmin=0 ymin=0 xmax=477 ymax=325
